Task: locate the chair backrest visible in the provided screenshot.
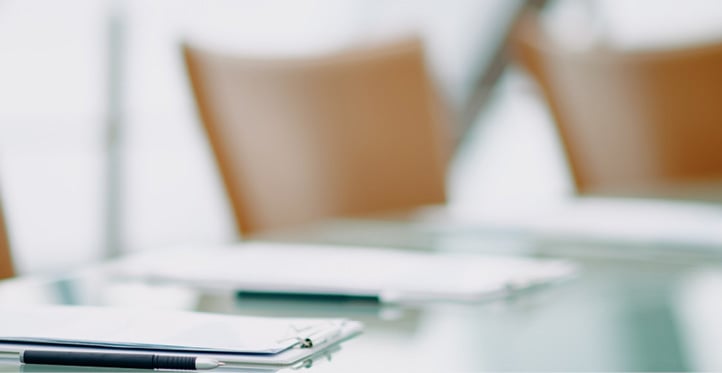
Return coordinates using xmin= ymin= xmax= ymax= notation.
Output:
xmin=0 ymin=199 xmax=14 ymax=279
xmin=513 ymin=12 xmax=722 ymax=197
xmin=183 ymin=38 xmax=450 ymax=235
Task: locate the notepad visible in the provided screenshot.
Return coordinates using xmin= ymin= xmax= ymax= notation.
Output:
xmin=0 ymin=305 xmax=363 ymax=365
xmin=117 ymin=242 xmax=578 ymax=303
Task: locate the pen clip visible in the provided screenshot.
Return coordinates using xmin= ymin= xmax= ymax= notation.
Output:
xmin=296 ymin=324 xmax=342 ymax=349
xmin=276 ymin=321 xmax=344 ymax=349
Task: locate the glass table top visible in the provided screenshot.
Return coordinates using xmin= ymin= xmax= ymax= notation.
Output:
xmin=2 ymin=225 xmax=722 ymax=372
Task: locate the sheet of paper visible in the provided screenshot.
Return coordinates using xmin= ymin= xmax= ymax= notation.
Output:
xmin=0 ymin=305 xmax=350 ymax=354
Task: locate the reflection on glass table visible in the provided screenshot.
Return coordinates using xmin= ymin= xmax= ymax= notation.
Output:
xmin=3 ymin=232 xmax=722 ymax=372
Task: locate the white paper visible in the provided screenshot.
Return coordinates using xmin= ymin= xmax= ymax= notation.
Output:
xmin=0 ymin=305 xmax=352 ymax=354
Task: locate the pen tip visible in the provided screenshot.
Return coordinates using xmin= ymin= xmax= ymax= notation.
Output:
xmin=195 ymin=358 xmax=225 ymax=370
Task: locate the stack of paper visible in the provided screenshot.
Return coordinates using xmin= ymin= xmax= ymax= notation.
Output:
xmin=117 ymin=242 xmax=578 ymax=303
xmin=0 ymin=305 xmax=362 ymax=366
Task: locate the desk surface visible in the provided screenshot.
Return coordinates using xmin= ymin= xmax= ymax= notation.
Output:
xmin=2 ymin=223 xmax=722 ymax=372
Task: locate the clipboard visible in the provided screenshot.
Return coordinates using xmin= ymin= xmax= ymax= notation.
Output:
xmin=0 ymin=305 xmax=363 ymax=365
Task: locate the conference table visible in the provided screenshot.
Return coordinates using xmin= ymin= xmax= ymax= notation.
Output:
xmin=2 ymin=220 xmax=722 ymax=372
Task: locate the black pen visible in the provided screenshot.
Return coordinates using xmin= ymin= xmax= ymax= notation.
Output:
xmin=20 ymin=350 xmax=224 ymax=370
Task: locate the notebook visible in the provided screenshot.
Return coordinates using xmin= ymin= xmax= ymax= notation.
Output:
xmin=117 ymin=242 xmax=578 ymax=303
xmin=0 ymin=305 xmax=363 ymax=365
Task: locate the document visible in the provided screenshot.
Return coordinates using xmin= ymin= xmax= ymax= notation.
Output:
xmin=117 ymin=242 xmax=578 ymax=303
xmin=0 ymin=305 xmax=362 ymax=365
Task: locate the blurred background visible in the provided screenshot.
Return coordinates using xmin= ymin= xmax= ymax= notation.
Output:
xmin=3 ymin=0 xmax=722 ymax=274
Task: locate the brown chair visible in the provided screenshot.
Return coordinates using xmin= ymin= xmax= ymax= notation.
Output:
xmin=183 ymin=38 xmax=450 ymax=236
xmin=513 ymin=12 xmax=722 ymax=198
xmin=0 ymin=199 xmax=14 ymax=279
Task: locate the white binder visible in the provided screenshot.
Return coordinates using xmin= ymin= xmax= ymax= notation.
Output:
xmin=118 ymin=242 xmax=579 ymax=303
